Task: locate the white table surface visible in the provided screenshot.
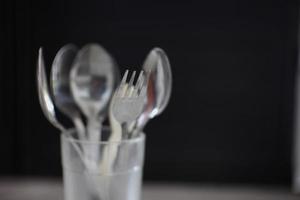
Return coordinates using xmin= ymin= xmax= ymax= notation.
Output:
xmin=0 ymin=178 xmax=298 ymax=200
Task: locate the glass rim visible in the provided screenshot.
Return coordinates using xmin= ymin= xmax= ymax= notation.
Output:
xmin=61 ymin=127 xmax=145 ymax=145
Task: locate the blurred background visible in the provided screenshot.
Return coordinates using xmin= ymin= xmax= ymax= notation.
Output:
xmin=1 ymin=0 xmax=299 ymax=187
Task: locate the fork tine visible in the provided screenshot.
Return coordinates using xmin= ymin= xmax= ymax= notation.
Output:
xmin=138 ymin=71 xmax=150 ymax=96
xmin=121 ymin=70 xmax=129 ymax=84
xmin=117 ymin=70 xmax=129 ymax=97
xmin=126 ymin=71 xmax=136 ymax=97
xmin=135 ymin=70 xmax=144 ymax=90
xmin=128 ymin=71 xmax=136 ymax=87
xmin=137 ymin=72 xmax=145 ymax=95
xmin=131 ymin=71 xmax=144 ymax=97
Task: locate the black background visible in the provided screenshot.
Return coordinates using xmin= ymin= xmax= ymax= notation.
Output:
xmin=1 ymin=0 xmax=299 ymax=184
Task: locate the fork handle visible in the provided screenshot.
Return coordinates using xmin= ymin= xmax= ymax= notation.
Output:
xmin=100 ymin=107 xmax=122 ymax=174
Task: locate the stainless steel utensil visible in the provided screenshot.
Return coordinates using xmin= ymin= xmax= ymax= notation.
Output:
xmin=37 ymin=47 xmax=66 ymax=132
xmin=102 ymin=70 xmax=147 ymax=174
xmin=70 ymin=44 xmax=117 ymax=141
xmin=131 ymin=47 xmax=172 ymax=137
xmin=112 ymin=70 xmax=146 ymax=130
xmin=70 ymin=44 xmax=119 ymax=170
xmin=36 ymin=47 xmax=86 ymax=162
xmin=50 ymin=44 xmax=85 ymax=140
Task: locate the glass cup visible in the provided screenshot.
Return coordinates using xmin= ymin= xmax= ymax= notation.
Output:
xmin=61 ymin=128 xmax=145 ymax=200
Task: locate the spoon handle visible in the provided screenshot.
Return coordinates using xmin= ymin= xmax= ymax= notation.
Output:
xmin=73 ymin=116 xmax=86 ymax=141
xmin=85 ymin=117 xmax=102 ymax=170
xmin=127 ymin=114 xmax=149 ymax=138
xmin=87 ymin=117 xmax=102 ymax=142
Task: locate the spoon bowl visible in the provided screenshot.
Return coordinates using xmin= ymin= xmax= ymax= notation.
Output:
xmin=50 ymin=44 xmax=85 ymax=140
xmin=37 ymin=47 xmax=66 ymax=132
xmin=143 ymin=47 xmax=172 ymax=117
xmin=133 ymin=47 xmax=172 ymax=135
xmin=70 ymin=44 xmax=117 ymax=119
xmin=70 ymin=43 xmax=119 ymax=145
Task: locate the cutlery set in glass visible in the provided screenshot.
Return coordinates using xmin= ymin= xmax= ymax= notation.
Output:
xmin=36 ymin=43 xmax=172 ymax=173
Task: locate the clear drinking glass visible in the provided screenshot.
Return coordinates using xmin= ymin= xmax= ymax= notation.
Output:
xmin=61 ymin=128 xmax=145 ymax=200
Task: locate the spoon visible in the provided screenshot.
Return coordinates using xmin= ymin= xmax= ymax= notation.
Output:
xmin=50 ymin=44 xmax=85 ymax=140
xmin=70 ymin=44 xmax=118 ymax=148
xmin=36 ymin=47 xmax=86 ymax=160
xmin=37 ymin=47 xmax=66 ymax=132
xmin=131 ymin=47 xmax=172 ymax=137
xmin=37 ymin=47 xmax=109 ymax=200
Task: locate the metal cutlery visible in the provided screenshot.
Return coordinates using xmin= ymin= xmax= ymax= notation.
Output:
xmin=38 ymin=45 xmax=171 ymax=141
xmin=70 ymin=44 xmax=118 ymax=141
xmin=50 ymin=44 xmax=85 ymax=140
xmin=36 ymin=47 xmax=86 ymax=163
xmin=102 ymin=70 xmax=147 ymax=174
xmin=37 ymin=44 xmax=172 ymax=200
xmin=37 ymin=47 xmax=109 ymax=200
xmin=112 ymin=70 xmax=147 ymax=133
xmin=130 ymin=47 xmax=172 ymax=138
xmin=37 ymin=44 xmax=172 ymax=184
xmin=70 ymin=44 xmax=119 ymax=170
xmin=37 ymin=47 xmax=66 ymax=133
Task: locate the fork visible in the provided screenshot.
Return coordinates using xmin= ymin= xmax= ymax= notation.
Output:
xmin=112 ymin=70 xmax=146 ymax=134
xmin=101 ymin=70 xmax=147 ymax=174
